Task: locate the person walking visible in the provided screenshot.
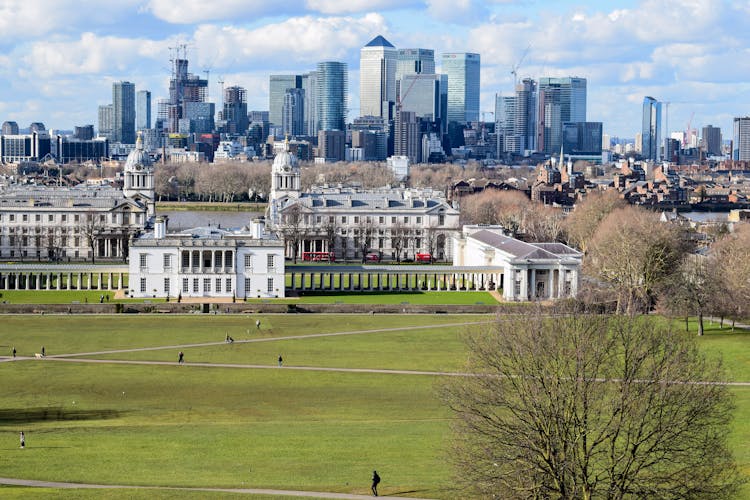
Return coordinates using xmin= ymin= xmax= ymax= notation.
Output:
xmin=371 ymin=470 xmax=381 ymax=496
xmin=41 ymin=346 xmax=45 ymax=357
xmin=178 ymin=351 xmax=184 ymax=364
xmin=278 ymin=355 xmax=283 ymax=367
xmin=12 ymin=347 xmax=16 ymax=358
xmin=20 ymin=431 xmax=25 ymax=449
xmin=256 ymin=319 xmax=261 ymax=329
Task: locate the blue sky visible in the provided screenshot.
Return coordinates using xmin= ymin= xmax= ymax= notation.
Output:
xmin=1 ymin=0 xmax=748 ymax=139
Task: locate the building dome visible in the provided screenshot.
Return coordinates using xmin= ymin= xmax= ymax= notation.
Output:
xmin=272 ymin=141 xmax=299 ymax=173
xmin=125 ymin=133 xmax=152 ymax=172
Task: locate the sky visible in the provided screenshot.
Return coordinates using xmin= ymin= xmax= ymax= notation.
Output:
xmin=1 ymin=0 xmax=749 ymax=139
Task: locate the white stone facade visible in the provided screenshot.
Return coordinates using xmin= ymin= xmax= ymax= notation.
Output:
xmin=453 ymin=225 xmax=582 ymax=301
xmin=129 ymin=218 xmax=285 ymax=299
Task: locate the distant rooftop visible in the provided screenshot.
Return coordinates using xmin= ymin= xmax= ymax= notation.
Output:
xmin=365 ymin=35 xmax=395 ymax=48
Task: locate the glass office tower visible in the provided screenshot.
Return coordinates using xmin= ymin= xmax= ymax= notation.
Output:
xmin=317 ymin=61 xmax=348 ymax=131
xmin=442 ymin=52 xmax=480 ymax=124
xmin=642 ymin=96 xmax=661 ymax=161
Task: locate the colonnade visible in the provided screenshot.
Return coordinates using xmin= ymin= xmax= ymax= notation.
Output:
xmin=0 ymin=271 xmax=127 ymax=291
xmin=288 ymin=270 xmax=503 ymax=292
xmin=181 ymin=249 xmax=234 ymax=273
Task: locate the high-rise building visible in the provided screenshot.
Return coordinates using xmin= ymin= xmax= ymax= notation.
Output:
xmin=317 ymin=61 xmax=347 ymax=131
xmin=538 ymin=77 xmax=586 ymax=153
xmin=74 ymin=125 xmax=95 ymax=140
xmin=702 ymin=124 xmax=722 ymax=156
xmin=733 ymin=117 xmax=750 ymax=161
xmin=396 ymin=48 xmax=435 ymax=81
xmin=222 ymin=86 xmax=249 ymax=135
xmin=269 ymin=75 xmax=302 ymax=127
xmin=496 ymin=78 xmax=538 ymax=155
xmin=562 ymin=122 xmax=603 ymax=155
xmin=359 ymin=35 xmax=397 ymax=119
xmin=282 ymin=88 xmax=305 ymax=137
xmin=113 ymin=81 xmax=136 ymax=144
xmin=394 ymin=110 xmax=419 ymax=163
xmin=167 ymin=58 xmax=208 ymax=133
xmin=98 ymin=104 xmax=114 ymax=140
xmin=442 ymin=52 xmax=480 ymax=124
xmin=318 ymin=129 xmax=346 ymax=161
xmin=642 ymin=96 xmax=661 ymax=161
xmin=1 ymin=121 xmax=19 ymax=135
xmin=301 ymin=72 xmax=319 ymax=136
xmin=399 ymin=74 xmax=446 ymax=125
xmin=136 ymin=90 xmax=151 ymax=131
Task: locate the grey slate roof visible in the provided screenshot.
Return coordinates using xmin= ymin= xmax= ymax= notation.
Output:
xmin=469 ymin=230 xmax=580 ymax=261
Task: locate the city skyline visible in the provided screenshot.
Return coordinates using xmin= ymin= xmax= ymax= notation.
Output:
xmin=0 ymin=0 xmax=748 ymax=138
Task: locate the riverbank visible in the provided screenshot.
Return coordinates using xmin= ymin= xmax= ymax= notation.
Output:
xmin=156 ymin=201 xmax=266 ymax=212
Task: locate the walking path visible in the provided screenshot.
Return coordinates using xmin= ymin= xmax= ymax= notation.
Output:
xmin=0 ymin=477 xmax=435 ymax=499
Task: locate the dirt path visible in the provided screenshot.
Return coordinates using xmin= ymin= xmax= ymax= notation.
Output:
xmin=0 ymin=477 xmax=435 ymax=499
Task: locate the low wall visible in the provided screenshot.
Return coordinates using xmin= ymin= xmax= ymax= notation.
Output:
xmin=0 ymin=302 xmax=539 ymax=315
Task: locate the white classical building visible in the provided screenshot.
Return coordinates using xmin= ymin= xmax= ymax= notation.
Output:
xmin=0 ymin=136 xmax=154 ymax=262
xmin=128 ymin=217 xmax=285 ymax=299
xmin=453 ymin=225 xmax=582 ymax=301
xmin=268 ymin=142 xmax=460 ymax=261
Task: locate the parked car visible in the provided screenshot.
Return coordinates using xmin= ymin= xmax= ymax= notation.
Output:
xmin=365 ymin=253 xmax=380 ymax=262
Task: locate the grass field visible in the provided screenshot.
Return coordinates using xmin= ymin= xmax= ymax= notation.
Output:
xmin=1 ymin=314 xmax=749 ymax=499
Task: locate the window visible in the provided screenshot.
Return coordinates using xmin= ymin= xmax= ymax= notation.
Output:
xmin=193 ymin=278 xmax=199 ymax=293
xmin=438 ymin=214 xmax=445 ymax=226
xmin=329 ymin=216 xmax=334 ymax=223
xmin=203 ymin=278 xmax=211 ymax=292
xmin=403 ymin=216 xmax=408 ymax=223
xmin=267 ymin=277 xmax=274 ymax=293
xmin=182 ymin=278 xmax=189 ymax=293
xmin=224 ymin=252 xmax=232 ymax=267
xmin=164 ymin=278 xmax=170 ymax=293
xmin=316 ymin=216 xmax=321 ymax=224
xmin=74 ymin=214 xmax=79 ymax=223
xmin=140 ymin=278 xmax=147 ymax=293
xmin=267 ymin=254 xmax=275 ymax=268
xmin=215 ymin=278 xmax=222 ymax=292
xmin=9 ymin=214 xmax=15 ymax=222
xmin=341 ymin=216 xmax=347 ymax=224
xmin=391 ymin=217 xmax=396 ymax=224
xmin=74 ymin=237 xmax=79 ymax=247
xmin=61 ymin=215 xmax=67 ymax=222
xmin=244 ymin=254 xmax=253 ymax=268
xmin=244 ymin=278 xmax=252 ymax=295
xmin=48 ymin=214 xmax=54 ymax=222
xmin=35 ymin=214 xmax=41 ymax=222
xmin=353 ymin=216 xmax=359 ymax=223
xmin=182 ymin=252 xmax=190 ymax=268
xmin=163 ymin=254 xmax=172 ymax=269
xmin=379 ymin=216 xmax=384 ymax=224
xmin=22 ymin=214 xmax=28 ymax=222
xmin=416 ymin=216 xmax=422 ymax=224
xmin=226 ymin=278 xmax=232 ymax=293
xmin=139 ymin=254 xmax=147 ymax=269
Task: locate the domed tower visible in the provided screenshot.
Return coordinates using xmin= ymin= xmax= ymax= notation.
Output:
xmin=268 ymin=139 xmax=301 ymax=227
xmin=123 ymin=133 xmax=155 ymax=216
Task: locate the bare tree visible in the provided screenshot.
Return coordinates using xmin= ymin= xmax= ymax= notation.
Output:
xmin=45 ymin=228 xmax=64 ymax=262
xmin=320 ymin=215 xmax=340 ymax=261
xmin=711 ymin=223 xmax=750 ymax=323
xmin=355 ymin=216 xmax=376 ymax=262
xmin=564 ymin=190 xmax=626 ymax=253
xmin=441 ymin=310 xmax=741 ymax=500
xmin=586 ymin=206 xmax=687 ymax=314
xmin=278 ymin=204 xmax=308 ymax=263
xmin=423 ymin=224 xmax=442 ymax=263
xmin=659 ymin=254 xmax=721 ymax=335
xmin=79 ymin=211 xmax=103 ymax=263
xmin=390 ymin=220 xmax=408 ymax=262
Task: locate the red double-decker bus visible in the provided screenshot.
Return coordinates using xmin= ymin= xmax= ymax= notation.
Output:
xmin=302 ymin=251 xmax=335 ymax=262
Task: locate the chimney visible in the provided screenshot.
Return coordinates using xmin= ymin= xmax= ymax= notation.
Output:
xmin=154 ymin=216 xmax=168 ymax=239
xmin=252 ymin=217 xmax=265 ymax=239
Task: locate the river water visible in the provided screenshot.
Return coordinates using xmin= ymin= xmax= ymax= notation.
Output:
xmin=158 ymin=210 xmax=264 ymax=230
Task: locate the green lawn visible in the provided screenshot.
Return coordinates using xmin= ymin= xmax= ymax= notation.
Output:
xmin=0 ymin=290 xmax=164 ymax=304
xmin=0 ymin=314 xmax=749 ymax=498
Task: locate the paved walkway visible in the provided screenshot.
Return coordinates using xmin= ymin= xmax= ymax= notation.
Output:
xmin=0 ymin=477 xmax=435 ymax=499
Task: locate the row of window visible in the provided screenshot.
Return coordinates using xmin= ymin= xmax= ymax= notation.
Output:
xmin=244 ymin=277 xmax=276 ymax=294
xmin=0 ymin=212 xmax=139 ymax=225
xmin=244 ymin=254 xmax=275 ymax=269
xmin=138 ymin=277 xmax=236 ymax=294
xmin=288 ymin=215 xmax=447 ymax=226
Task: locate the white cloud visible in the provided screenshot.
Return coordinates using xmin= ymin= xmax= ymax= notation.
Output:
xmin=192 ymin=14 xmax=389 ymax=69
xmin=144 ymin=0 xmax=303 ymax=24
xmin=305 ymin=0 xmax=411 ymax=15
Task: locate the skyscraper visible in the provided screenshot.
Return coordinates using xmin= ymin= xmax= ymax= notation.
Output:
xmin=317 ymin=61 xmax=347 ymax=131
xmin=269 ymin=75 xmax=302 ymax=127
xmin=98 ymin=104 xmax=114 ymax=140
xmin=113 ymin=81 xmax=136 ymax=144
xmin=733 ymin=117 xmax=750 ymax=161
xmin=702 ymin=125 xmax=722 ymax=156
xmin=136 ymin=90 xmax=151 ymax=131
xmin=396 ymin=48 xmax=435 ymax=82
xmin=496 ymin=78 xmax=538 ymax=154
xmin=538 ymin=77 xmax=587 ymax=153
xmin=282 ymin=88 xmax=305 ymax=137
xmin=642 ymin=96 xmax=661 ymax=161
xmin=167 ymin=57 xmax=208 ymax=134
xmin=301 ymin=72 xmax=319 ymax=136
xmin=442 ymin=52 xmax=480 ymax=124
xmin=222 ymin=86 xmax=249 ymax=135
xmin=359 ymin=35 xmax=397 ymax=119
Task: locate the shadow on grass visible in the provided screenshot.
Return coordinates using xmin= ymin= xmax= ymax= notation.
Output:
xmin=0 ymin=407 xmax=122 ymax=424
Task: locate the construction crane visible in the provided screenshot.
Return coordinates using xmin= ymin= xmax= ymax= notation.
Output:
xmin=511 ymin=44 xmax=531 ymax=87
